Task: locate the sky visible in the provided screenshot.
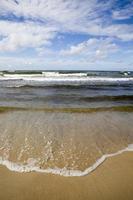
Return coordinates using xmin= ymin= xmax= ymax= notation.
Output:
xmin=0 ymin=0 xmax=133 ymax=71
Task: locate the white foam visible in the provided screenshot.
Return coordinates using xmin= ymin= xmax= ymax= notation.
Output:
xmin=0 ymin=74 xmax=133 ymax=82
xmin=0 ymin=75 xmax=133 ymax=83
xmin=42 ymin=72 xmax=87 ymax=77
xmin=0 ymin=144 xmax=133 ymax=177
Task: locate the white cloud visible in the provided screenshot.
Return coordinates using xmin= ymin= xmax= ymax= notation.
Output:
xmin=0 ymin=0 xmax=133 ymax=71
xmin=112 ymin=2 xmax=133 ymax=20
xmin=0 ymin=0 xmax=133 ymax=48
xmin=0 ymin=0 xmax=108 ymax=25
xmin=102 ymin=25 xmax=133 ymax=41
xmin=60 ymin=38 xmax=119 ymax=59
xmin=0 ymin=20 xmax=57 ymax=52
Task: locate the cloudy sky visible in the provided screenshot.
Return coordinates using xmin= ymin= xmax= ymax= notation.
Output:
xmin=0 ymin=0 xmax=133 ymax=71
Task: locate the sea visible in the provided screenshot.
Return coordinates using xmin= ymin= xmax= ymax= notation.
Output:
xmin=0 ymin=70 xmax=133 ymax=176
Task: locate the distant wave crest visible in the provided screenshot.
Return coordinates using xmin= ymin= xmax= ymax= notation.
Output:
xmin=0 ymin=74 xmax=133 ymax=89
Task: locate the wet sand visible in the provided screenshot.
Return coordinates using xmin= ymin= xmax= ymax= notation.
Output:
xmin=0 ymin=152 xmax=133 ymax=200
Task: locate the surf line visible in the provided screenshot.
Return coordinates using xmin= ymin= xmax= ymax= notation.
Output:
xmin=0 ymin=144 xmax=133 ymax=177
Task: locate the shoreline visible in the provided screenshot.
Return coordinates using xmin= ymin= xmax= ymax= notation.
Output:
xmin=0 ymin=151 xmax=133 ymax=200
xmin=0 ymin=105 xmax=133 ymax=114
xmin=0 ymin=144 xmax=133 ymax=177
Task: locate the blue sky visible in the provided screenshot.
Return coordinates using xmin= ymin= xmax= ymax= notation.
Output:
xmin=0 ymin=0 xmax=133 ymax=71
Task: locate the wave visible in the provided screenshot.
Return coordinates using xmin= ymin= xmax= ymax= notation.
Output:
xmin=4 ymin=95 xmax=133 ymax=104
xmin=1 ymin=77 xmax=133 ymax=90
xmin=1 ymin=74 xmax=133 ymax=82
xmin=1 ymin=72 xmax=88 ymax=79
xmin=0 ymin=144 xmax=133 ymax=177
xmin=42 ymin=72 xmax=88 ymax=77
xmin=3 ymin=83 xmax=133 ymax=89
xmin=79 ymin=95 xmax=133 ymax=102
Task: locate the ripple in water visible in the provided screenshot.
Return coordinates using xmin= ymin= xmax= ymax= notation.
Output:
xmin=0 ymin=110 xmax=133 ymax=176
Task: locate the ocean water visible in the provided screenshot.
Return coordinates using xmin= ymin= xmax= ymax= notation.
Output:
xmin=0 ymin=70 xmax=133 ymax=176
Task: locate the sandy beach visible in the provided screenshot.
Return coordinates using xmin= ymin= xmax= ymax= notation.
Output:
xmin=0 ymin=151 xmax=133 ymax=200
xmin=0 ymin=0 xmax=133 ymax=198
xmin=0 ymin=71 xmax=133 ymax=200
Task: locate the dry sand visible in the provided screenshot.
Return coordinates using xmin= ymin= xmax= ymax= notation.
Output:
xmin=0 ymin=152 xmax=133 ymax=200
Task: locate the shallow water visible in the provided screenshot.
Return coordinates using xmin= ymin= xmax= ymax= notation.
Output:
xmin=0 ymin=71 xmax=133 ymax=176
xmin=0 ymin=110 xmax=133 ymax=172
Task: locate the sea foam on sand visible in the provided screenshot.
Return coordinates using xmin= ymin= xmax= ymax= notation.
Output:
xmin=0 ymin=144 xmax=133 ymax=177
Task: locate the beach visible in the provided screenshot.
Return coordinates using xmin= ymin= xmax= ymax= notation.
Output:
xmin=0 ymin=151 xmax=133 ymax=200
xmin=0 ymin=71 xmax=133 ymax=199
xmin=1 ymin=0 xmax=133 ymax=198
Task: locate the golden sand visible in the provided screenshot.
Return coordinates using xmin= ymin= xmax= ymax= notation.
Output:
xmin=0 ymin=152 xmax=133 ymax=200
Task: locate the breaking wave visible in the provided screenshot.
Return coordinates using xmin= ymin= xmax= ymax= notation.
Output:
xmin=1 ymin=75 xmax=133 ymax=89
